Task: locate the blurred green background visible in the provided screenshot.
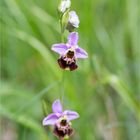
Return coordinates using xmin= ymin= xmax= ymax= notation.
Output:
xmin=0 ymin=0 xmax=140 ymax=140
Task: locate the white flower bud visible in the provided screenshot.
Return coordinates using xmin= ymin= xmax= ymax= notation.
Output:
xmin=68 ymin=11 xmax=79 ymax=28
xmin=59 ymin=0 xmax=71 ymax=13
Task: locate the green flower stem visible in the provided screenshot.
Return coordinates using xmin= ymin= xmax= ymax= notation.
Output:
xmin=60 ymin=14 xmax=64 ymax=42
xmin=61 ymin=71 xmax=65 ymax=106
xmin=59 ymin=14 xmax=66 ymax=106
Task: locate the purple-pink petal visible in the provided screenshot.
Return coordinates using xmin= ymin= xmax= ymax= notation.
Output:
xmin=75 ymin=47 xmax=88 ymax=58
xmin=52 ymin=99 xmax=63 ymax=113
xmin=42 ymin=113 xmax=58 ymax=126
xmin=64 ymin=110 xmax=79 ymax=121
xmin=68 ymin=32 xmax=79 ymax=46
xmin=51 ymin=44 xmax=68 ymax=55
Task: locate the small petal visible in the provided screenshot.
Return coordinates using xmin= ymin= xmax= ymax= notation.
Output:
xmin=75 ymin=47 xmax=88 ymax=58
xmin=51 ymin=44 xmax=68 ymax=55
xmin=64 ymin=110 xmax=79 ymax=121
xmin=52 ymin=99 xmax=63 ymax=113
xmin=43 ymin=113 xmax=58 ymax=126
xmin=68 ymin=32 xmax=79 ymax=46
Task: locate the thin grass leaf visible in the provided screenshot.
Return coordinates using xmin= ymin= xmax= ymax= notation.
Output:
xmin=30 ymin=5 xmax=59 ymax=33
xmin=13 ymin=81 xmax=58 ymax=116
xmin=0 ymin=105 xmax=48 ymax=140
xmin=108 ymin=75 xmax=140 ymax=120
xmin=13 ymin=29 xmax=61 ymax=79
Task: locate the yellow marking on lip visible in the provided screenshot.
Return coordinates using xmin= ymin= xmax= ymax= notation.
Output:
xmin=57 ymin=115 xmax=67 ymax=122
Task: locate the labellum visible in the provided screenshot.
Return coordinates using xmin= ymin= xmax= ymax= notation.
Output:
xmin=58 ymin=49 xmax=78 ymax=71
xmin=53 ymin=119 xmax=74 ymax=140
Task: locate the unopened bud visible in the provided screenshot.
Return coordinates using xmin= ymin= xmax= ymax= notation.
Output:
xmin=58 ymin=0 xmax=71 ymax=13
xmin=66 ymin=11 xmax=80 ymax=32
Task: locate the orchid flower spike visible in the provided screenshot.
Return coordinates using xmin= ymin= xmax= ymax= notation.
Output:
xmin=51 ymin=32 xmax=88 ymax=71
xmin=43 ymin=99 xmax=79 ymax=139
